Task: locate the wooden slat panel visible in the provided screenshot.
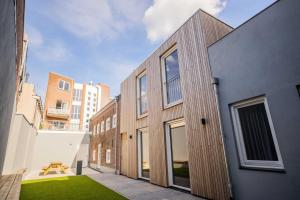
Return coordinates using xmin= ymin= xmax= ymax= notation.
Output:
xmin=178 ymin=11 xmax=232 ymax=199
xmin=120 ymin=9 xmax=232 ymax=200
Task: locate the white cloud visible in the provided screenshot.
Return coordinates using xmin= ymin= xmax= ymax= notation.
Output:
xmin=26 ymin=25 xmax=71 ymax=62
xmin=26 ymin=25 xmax=44 ymax=47
xmin=35 ymin=40 xmax=71 ymax=62
xmin=43 ymin=0 xmax=149 ymax=41
xmin=143 ymin=0 xmax=227 ymax=42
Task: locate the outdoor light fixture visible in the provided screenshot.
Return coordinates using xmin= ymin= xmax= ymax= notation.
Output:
xmin=297 ymin=85 xmax=300 ymax=97
xmin=201 ymin=118 xmax=206 ymax=125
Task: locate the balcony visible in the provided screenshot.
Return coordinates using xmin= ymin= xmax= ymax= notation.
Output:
xmin=47 ymin=107 xmax=70 ymax=119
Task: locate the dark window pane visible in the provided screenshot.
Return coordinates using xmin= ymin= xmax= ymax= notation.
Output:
xmin=59 ymin=80 xmax=64 ymax=89
xmin=238 ymin=103 xmax=278 ymax=161
xmin=170 ymin=125 xmax=190 ymax=188
xmin=164 ymin=50 xmax=182 ymax=104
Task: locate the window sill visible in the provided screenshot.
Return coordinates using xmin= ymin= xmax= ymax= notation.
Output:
xmin=163 ymin=99 xmax=183 ymax=110
xmin=239 ymin=163 xmax=285 ymax=172
xmin=137 ymin=113 xmax=148 ymax=120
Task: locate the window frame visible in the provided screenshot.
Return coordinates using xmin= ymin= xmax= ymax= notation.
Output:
xmin=165 ymin=118 xmax=191 ymax=190
xmin=231 ymin=96 xmax=284 ymax=170
xmin=58 ymin=80 xmax=70 ymax=91
xmin=161 ymin=45 xmax=183 ymax=109
xmin=97 ymin=123 xmax=100 ymax=134
xmin=106 ymin=117 xmax=111 ymax=131
xmin=101 ymin=121 xmax=105 ymax=132
xmin=136 ymin=70 xmax=148 ymax=118
xmin=112 ymin=114 xmax=117 ymax=128
xmin=106 ymin=149 xmax=111 ymax=164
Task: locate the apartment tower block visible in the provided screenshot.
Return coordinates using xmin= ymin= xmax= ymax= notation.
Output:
xmin=43 ymin=72 xmax=110 ymax=131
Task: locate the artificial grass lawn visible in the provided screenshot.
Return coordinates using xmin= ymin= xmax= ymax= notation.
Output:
xmin=20 ymin=175 xmax=128 ymax=200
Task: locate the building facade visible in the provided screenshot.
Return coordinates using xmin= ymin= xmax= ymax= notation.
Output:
xmin=119 ymin=9 xmax=233 ymax=200
xmin=89 ymin=96 xmax=121 ymax=173
xmin=208 ymin=0 xmax=300 ymax=199
xmin=0 ymin=0 xmax=25 ymax=175
xmin=43 ymin=72 xmax=110 ymax=131
xmin=17 ymin=83 xmax=43 ymax=129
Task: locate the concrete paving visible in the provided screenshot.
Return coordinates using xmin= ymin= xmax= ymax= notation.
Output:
xmin=83 ymin=168 xmax=205 ymax=200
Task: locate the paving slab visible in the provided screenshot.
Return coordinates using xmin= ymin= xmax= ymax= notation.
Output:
xmin=83 ymin=168 xmax=205 ymax=200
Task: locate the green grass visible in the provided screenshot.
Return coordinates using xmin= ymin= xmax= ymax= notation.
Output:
xmin=20 ymin=175 xmax=128 ymax=200
xmin=173 ymin=167 xmax=190 ymax=178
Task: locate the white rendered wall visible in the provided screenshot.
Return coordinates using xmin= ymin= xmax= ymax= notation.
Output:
xmin=82 ymin=84 xmax=98 ymax=130
xmin=30 ymin=130 xmax=90 ymax=171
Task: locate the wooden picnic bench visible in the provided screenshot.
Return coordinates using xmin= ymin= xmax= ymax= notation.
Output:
xmin=41 ymin=162 xmax=69 ymax=175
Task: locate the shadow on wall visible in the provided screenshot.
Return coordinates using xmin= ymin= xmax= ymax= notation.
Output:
xmin=2 ymin=114 xmax=37 ymax=175
xmin=30 ymin=130 xmax=90 ymax=171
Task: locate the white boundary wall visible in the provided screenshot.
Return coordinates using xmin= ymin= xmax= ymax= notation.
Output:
xmin=30 ymin=130 xmax=90 ymax=171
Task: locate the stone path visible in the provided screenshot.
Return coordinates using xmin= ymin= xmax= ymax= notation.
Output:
xmin=83 ymin=168 xmax=205 ymax=200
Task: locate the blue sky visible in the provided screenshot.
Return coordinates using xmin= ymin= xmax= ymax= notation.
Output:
xmin=25 ymin=0 xmax=275 ymax=100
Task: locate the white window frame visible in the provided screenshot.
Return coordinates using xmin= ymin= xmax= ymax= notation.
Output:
xmin=161 ymin=46 xmax=183 ymax=109
xmin=165 ymin=118 xmax=190 ymax=191
xmin=106 ymin=149 xmax=111 ymax=164
xmin=97 ymin=123 xmax=100 ymax=134
xmin=106 ymin=117 xmax=111 ymax=131
xmin=58 ymin=80 xmax=70 ymax=91
xmin=101 ymin=121 xmax=105 ymax=132
xmin=112 ymin=114 xmax=117 ymax=128
xmin=137 ymin=128 xmax=150 ymax=180
xmin=231 ymin=96 xmax=284 ymax=170
xmin=136 ymin=71 xmax=148 ymax=118
xmin=93 ymin=150 xmax=96 ymax=161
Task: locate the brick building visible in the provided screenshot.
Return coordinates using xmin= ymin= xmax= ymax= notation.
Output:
xmin=43 ymin=72 xmax=110 ymax=131
xmin=89 ymin=96 xmax=121 ymax=173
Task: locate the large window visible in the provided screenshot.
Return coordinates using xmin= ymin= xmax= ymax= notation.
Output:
xmin=49 ymin=121 xmax=65 ymax=130
xmin=137 ymin=128 xmax=150 ymax=179
xmin=112 ymin=114 xmax=117 ymax=128
xmin=56 ymin=100 xmax=68 ymax=110
xmin=101 ymin=121 xmax=105 ymax=132
xmin=106 ymin=149 xmax=111 ymax=164
xmin=165 ymin=119 xmax=190 ymax=189
xmin=137 ymin=71 xmax=148 ymax=116
xmin=73 ymin=89 xmax=82 ymax=101
xmin=161 ymin=47 xmax=182 ymax=107
xmin=106 ymin=117 xmax=111 ymax=131
xmin=97 ymin=123 xmax=100 ymax=134
xmin=58 ymin=80 xmax=70 ymax=91
xmin=231 ymin=96 xmax=284 ymax=170
xmin=71 ymin=105 xmax=81 ymax=119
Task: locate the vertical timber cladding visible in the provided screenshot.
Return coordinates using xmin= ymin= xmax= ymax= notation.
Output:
xmin=178 ymin=11 xmax=232 ymax=199
xmin=120 ymin=9 xmax=233 ymax=199
xmin=120 ymin=75 xmax=138 ymax=178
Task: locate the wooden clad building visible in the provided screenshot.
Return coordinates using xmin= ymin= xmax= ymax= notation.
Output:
xmin=119 ymin=10 xmax=233 ymax=199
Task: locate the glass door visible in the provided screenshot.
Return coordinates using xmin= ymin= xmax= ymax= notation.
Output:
xmin=138 ymin=128 xmax=150 ymax=180
xmin=166 ymin=119 xmax=190 ymax=189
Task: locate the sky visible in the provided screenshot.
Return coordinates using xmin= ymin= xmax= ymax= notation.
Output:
xmin=25 ymin=0 xmax=275 ymax=101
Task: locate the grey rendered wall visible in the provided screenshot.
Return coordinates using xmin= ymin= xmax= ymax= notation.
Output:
xmin=3 ymin=114 xmax=37 ymax=175
xmin=0 ymin=0 xmax=17 ymax=174
xmin=208 ymin=0 xmax=300 ymax=199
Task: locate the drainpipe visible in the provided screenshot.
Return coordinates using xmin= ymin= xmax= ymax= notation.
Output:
xmin=114 ymin=95 xmax=119 ymax=174
xmin=212 ymin=77 xmax=233 ymax=198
